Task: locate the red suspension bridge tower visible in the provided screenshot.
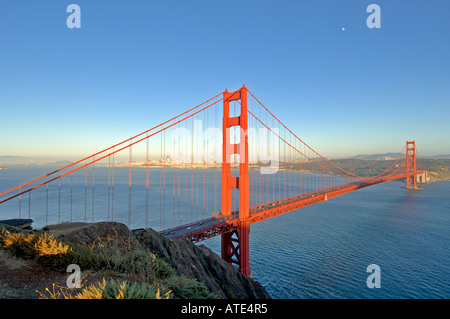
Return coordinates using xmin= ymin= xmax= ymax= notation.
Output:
xmin=220 ymin=85 xmax=251 ymax=276
xmin=406 ymin=141 xmax=417 ymax=189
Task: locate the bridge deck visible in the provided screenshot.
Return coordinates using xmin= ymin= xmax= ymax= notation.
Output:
xmin=160 ymin=172 xmax=417 ymax=243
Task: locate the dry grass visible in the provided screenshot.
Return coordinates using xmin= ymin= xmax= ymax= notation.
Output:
xmin=36 ymin=277 xmax=172 ymax=299
xmin=34 ymin=233 xmax=72 ymax=256
xmin=0 ymin=228 xmax=71 ymax=258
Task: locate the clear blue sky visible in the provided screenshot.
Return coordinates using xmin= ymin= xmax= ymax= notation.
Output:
xmin=1 ymin=0 xmax=449 ymax=160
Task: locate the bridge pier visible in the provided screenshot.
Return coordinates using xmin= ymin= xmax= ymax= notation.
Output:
xmin=416 ymin=171 xmax=430 ymax=184
xmin=221 ymin=221 xmax=251 ymax=277
xmin=237 ymin=220 xmax=251 ymax=276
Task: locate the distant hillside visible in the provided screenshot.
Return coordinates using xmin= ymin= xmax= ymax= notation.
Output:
xmin=0 ymin=156 xmax=72 ymax=166
xmin=428 ymin=154 xmax=450 ymax=159
xmin=349 ymin=153 xmax=403 ymax=161
xmin=0 ymin=156 xmax=29 ymax=165
xmin=417 ymin=158 xmax=450 ymax=181
xmin=325 ymin=158 xmax=401 ymax=178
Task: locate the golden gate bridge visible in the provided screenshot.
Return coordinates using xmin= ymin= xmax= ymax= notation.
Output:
xmin=0 ymin=85 xmax=425 ymax=276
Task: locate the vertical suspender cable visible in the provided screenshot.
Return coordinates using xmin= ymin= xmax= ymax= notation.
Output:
xmin=84 ymin=166 xmax=87 ymax=221
xmin=58 ymin=179 xmax=61 ymax=223
xmin=205 ymin=108 xmax=209 ymax=218
xmin=107 ymin=156 xmax=110 ymax=221
xmin=146 ymin=133 xmax=149 ymax=229
xmin=18 ymin=188 xmax=21 ymax=218
xmin=46 ymin=176 xmax=49 ymax=225
xmin=163 ymin=131 xmax=166 ymax=229
xmin=28 ymin=191 xmax=31 ymax=219
xmin=185 ymin=119 xmax=188 ymax=221
xmin=173 ymin=122 xmax=176 ymax=227
xmin=177 ymin=125 xmax=181 ymax=225
xmin=112 ymin=148 xmax=115 ymax=222
xmin=129 ymin=141 xmax=132 ymax=227
xmin=70 ymin=172 xmax=73 ymax=222
xmin=160 ymin=133 xmax=163 ymax=230
xmin=92 ymin=156 xmax=95 ymax=222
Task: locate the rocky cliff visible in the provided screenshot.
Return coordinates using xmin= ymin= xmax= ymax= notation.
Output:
xmin=133 ymin=227 xmax=271 ymax=299
xmin=43 ymin=221 xmax=271 ymax=299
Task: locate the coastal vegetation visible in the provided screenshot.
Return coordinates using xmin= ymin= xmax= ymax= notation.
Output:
xmin=0 ymin=223 xmax=214 ymax=299
xmin=0 ymin=221 xmax=270 ymax=299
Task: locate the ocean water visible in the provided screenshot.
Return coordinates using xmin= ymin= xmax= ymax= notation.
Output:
xmin=1 ymin=166 xmax=449 ymax=298
xmin=203 ymin=179 xmax=450 ymax=299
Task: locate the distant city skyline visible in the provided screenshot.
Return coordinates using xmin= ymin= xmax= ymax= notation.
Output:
xmin=1 ymin=1 xmax=449 ymax=160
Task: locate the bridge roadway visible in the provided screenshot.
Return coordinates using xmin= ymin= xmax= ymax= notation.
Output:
xmin=159 ymin=172 xmax=417 ymax=243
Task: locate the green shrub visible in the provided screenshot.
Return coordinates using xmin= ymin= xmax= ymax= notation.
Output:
xmin=101 ymin=279 xmax=171 ymax=299
xmin=151 ymin=256 xmax=175 ymax=279
xmin=69 ymin=244 xmax=109 ymax=271
xmin=163 ymin=276 xmax=216 ymax=299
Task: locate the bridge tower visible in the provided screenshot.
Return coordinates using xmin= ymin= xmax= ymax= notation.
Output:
xmin=406 ymin=141 xmax=417 ymax=189
xmin=220 ymin=85 xmax=251 ymax=276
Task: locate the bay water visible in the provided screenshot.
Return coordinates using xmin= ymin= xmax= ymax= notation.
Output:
xmin=1 ymin=165 xmax=449 ymax=298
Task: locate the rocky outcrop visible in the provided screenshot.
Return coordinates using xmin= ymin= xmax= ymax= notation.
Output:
xmin=133 ymin=228 xmax=272 ymax=299
xmin=44 ymin=222 xmax=138 ymax=247
xmin=44 ymin=222 xmax=271 ymax=299
xmin=0 ymin=219 xmax=33 ymax=230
